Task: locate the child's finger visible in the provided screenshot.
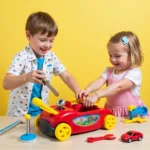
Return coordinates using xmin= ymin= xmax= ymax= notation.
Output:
xmin=33 ymin=77 xmax=44 ymax=85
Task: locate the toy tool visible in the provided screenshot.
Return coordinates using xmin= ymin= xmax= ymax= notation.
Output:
xmin=20 ymin=114 xmax=36 ymax=142
xmin=87 ymin=134 xmax=116 ymax=143
xmin=0 ymin=120 xmax=24 ymax=135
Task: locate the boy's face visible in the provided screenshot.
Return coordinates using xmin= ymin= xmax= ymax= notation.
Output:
xmin=26 ymin=31 xmax=55 ymax=58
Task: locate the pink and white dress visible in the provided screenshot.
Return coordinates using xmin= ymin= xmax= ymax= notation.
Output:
xmin=101 ymin=67 xmax=147 ymax=117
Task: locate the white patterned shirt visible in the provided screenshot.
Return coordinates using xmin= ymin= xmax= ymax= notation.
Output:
xmin=7 ymin=44 xmax=65 ymax=116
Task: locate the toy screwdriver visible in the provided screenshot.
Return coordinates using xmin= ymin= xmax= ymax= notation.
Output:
xmin=87 ymin=134 xmax=116 ymax=143
xmin=42 ymin=78 xmax=59 ymax=97
xmin=40 ymin=68 xmax=59 ymax=97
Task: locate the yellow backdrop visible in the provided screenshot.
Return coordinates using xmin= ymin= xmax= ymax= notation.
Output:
xmin=1 ymin=0 xmax=150 ymax=115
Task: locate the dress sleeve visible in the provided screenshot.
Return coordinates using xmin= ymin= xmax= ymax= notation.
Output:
xmin=124 ymin=68 xmax=142 ymax=86
xmin=8 ymin=52 xmax=26 ymax=76
xmin=101 ymin=67 xmax=110 ymax=79
xmin=52 ymin=52 xmax=66 ymax=76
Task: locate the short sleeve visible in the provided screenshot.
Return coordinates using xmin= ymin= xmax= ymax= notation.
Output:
xmin=101 ymin=67 xmax=110 ymax=79
xmin=52 ymin=53 xmax=66 ymax=76
xmin=124 ymin=68 xmax=142 ymax=86
xmin=8 ymin=52 xmax=26 ymax=76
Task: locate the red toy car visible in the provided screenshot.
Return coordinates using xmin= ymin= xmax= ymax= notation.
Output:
xmin=121 ymin=130 xmax=143 ymax=143
xmin=33 ymin=98 xmax=116 ymax=141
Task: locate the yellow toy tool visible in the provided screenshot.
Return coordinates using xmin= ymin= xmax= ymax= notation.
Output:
xmin=122 ymin=117 xmax=147 ymax=124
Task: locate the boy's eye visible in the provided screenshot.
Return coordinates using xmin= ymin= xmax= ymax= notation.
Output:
xmin=40 ymin=39 xmax=46 ymax=42
xmin=50 ymin=40 xmax=54 ymax=43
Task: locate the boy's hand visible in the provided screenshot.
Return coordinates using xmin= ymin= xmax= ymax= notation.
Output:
xmin=83 ymin=93 xmax=99 ymax=107
xmin=25 ymin=70 xmax=46 ymax=84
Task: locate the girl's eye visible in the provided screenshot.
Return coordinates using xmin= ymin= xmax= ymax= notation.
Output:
xmin=116 ymin=56 xmax=121 ymax=58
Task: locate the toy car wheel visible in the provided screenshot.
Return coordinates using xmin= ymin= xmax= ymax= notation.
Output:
xmin=138 ymin=137 xmax=142 ymax=141
xmin=103 ymin=115 xmax=116 ymax=130
xmin=35 ymin=114 xmax=40 ymax=127
xmin=128 ymin=138 xmax=132 ymax=143
xmin=55 ymin=123 xmax=72 ymax=141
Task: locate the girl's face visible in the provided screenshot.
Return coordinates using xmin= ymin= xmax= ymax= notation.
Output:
xmin=107 ymin=42 xmax=131 ymax=73
xmin=26 ymin=31 xmax=55 ymax=58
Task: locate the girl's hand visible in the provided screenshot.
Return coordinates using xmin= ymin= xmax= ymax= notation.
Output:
xmin=25 ymin=70 xmax=46 ymax=84
xmin=83 ymin=93 xmax=99 ymax=107
xmin=76 ymin=90 xmax=90 ymax=102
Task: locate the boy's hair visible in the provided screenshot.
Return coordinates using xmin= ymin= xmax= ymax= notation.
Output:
xmin=26 ymin=11 xmax=58 ymax=37
xmin=107 ymin=31 xmax=144 ymax=67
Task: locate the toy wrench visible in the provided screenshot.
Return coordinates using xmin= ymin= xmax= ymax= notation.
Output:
xmin=87 ymin=134 xmax=116 ymax=143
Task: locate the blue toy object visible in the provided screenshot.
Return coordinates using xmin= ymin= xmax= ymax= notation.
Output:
xmin=19 ymin=114 xmax=36 ymax=142
xmin=0 ymin=120 xmax=24 ymax=135
xmin=128 ymin=105 xmax=148 ymax=120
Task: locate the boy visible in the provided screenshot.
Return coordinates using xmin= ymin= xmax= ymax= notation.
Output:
xmin=3 ymin=11 xmax=81 ymax=116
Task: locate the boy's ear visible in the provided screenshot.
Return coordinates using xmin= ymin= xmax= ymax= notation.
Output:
xmin=26 ymin=30 xmax=31 ymax=40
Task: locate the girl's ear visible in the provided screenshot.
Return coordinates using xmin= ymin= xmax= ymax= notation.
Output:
xmin=26 ymin=30 xmax=31 ymax=41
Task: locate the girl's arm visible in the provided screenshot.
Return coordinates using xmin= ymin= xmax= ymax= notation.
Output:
xmin=95 ymin=78 xmax=134 ymax=98
xmin=84 ymin=76 xmax=107 ymax=93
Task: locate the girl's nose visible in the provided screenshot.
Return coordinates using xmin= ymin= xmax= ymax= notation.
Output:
xmin=111 ymin=57 xmax=117 ymax=62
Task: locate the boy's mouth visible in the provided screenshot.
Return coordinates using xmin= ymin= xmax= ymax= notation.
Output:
xmin=40 ymin=48 xmax=48 ymax=53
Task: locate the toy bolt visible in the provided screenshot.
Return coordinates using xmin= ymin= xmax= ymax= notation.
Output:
xmin=19 ymin=114 xmax=36 ymax=142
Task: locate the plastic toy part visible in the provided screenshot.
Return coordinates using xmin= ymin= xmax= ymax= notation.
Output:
xmin=128 ymin=105 xmax=148 ymax=120
xmin=19 ymin=114 xmax=36 ymax=142
xmin=56 ymin=99 xmax=65 ymax=110
xmin=122 ymin=117 xmax=147 ymax=124
xmin=0 ymin=120 xmax=24 ymax=135
xmin=55 ymin=123 xmax=72 ymax=141
xmin=103 ymin=115 xmax=116 ymax=130
xmin=121 ymin=130 xmax=143 ymax=143
xmin=32 ymin=98 xmax=59 ymax=115
xmin=20 ymin=133 xmax=37 ymax=142
xmin=35 ymin=114 xmax=40 ymax=127
xmin=87 ymin=134 xmax=116 ymax=143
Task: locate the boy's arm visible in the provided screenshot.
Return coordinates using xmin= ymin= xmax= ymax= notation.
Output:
xmin=84 ymin=76 xmax=106 ymax=93
xmin=3 ymin=73 xmax=28 ymax=90
xmin=3 ymin=71 xmax=45 ymax=90
xmin=94 ymin=78 xmax=134 ymax=98
xmin=59 ymin=70 xmax=81 ymax=94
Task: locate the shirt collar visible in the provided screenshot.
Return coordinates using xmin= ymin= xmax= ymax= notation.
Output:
xmin=25 ymin=44 xmax=52 ymax=61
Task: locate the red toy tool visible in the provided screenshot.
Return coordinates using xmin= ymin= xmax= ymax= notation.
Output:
xmin=87 ymin=134 xmax=116 ymax=143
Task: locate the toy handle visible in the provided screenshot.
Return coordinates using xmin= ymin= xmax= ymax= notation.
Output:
xmin=0 ymin=120 xmax=24 ymax=135
xmin=32 ymin=98 xmax=59 ymax=115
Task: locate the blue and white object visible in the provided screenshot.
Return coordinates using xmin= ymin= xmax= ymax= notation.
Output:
xmin=20 ymin=114 xmax=36 ymax=142
xmin=0 ymin=120 xmax=24 ymax=135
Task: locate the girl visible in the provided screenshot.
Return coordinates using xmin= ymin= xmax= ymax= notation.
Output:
xmin=78 ymin=31 xmax=146 ymax=117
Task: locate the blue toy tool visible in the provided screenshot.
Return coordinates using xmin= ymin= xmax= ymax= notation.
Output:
xmin=128 ymin=105 xmax=148 ymax=120
xmin=20 ymin=114 xmax=36 ymax=142
xmin=0 ymin=120 xmax=24 ymax=135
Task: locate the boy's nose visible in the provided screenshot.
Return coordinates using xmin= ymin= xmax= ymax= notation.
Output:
xmin=44 ymin=43 xmax=50 ymax=49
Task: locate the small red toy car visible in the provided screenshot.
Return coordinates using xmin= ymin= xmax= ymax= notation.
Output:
xmin=121 ymin=130 xmax=143 ymax=143
xmin=33 ymin=98 xmax=117 ymax=141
